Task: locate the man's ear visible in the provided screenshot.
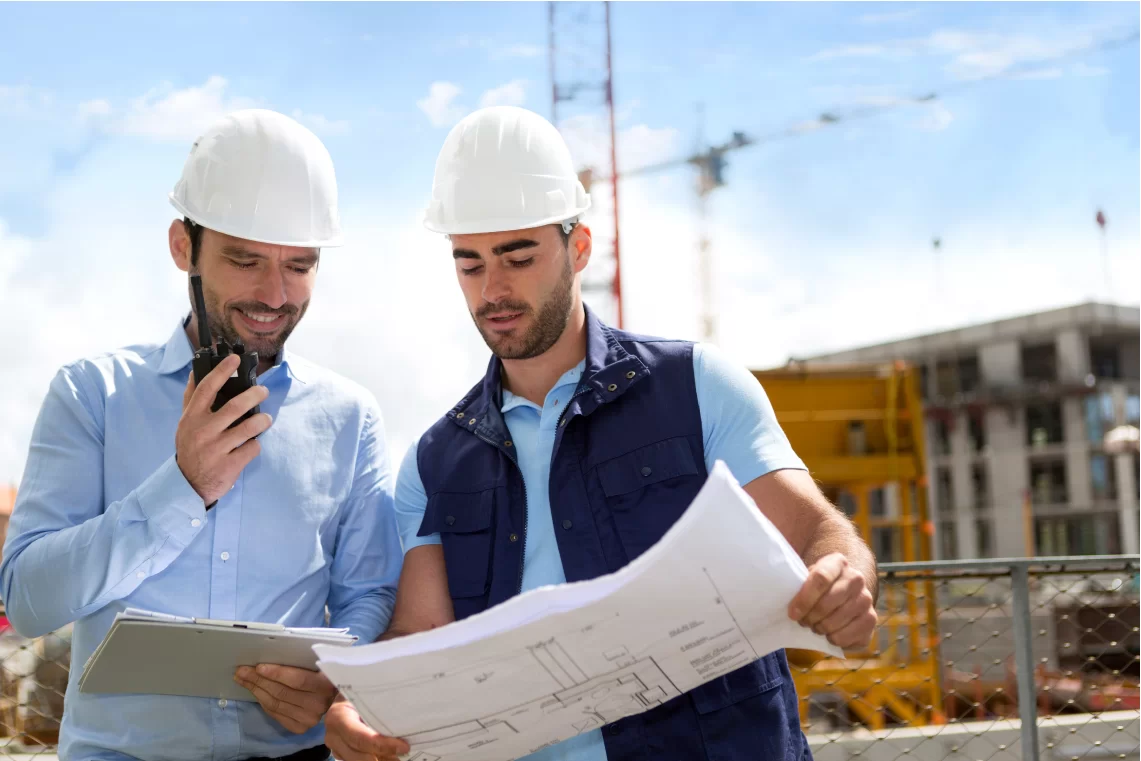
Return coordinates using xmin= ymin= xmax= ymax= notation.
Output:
xmin=569 ymin=224 xmax=592 ymax=274
xmin=170 ymin=219 xmax=191 ymax=273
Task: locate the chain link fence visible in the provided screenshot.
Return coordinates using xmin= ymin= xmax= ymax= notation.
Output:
xmin=0 ymin=556 xmax=1138 ymax=760
xmin=797 ymin=555 xmax=1140 ymax=761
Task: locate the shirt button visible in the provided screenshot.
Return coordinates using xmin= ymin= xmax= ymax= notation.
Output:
xmin=562 ymin=519 xmax=573 ymax=530
xmin=218 ymin=699 xmax=228 ymax=709
xmin=641 ymin=467 xmax=653 ymax=477
xmin=509 ymin=533 xmax=519 ymax=542
xmin=446 ymin=516 xmax=456 ymax=526
xmin=136 ymin=571 xmax=145 ymax=579
xmin=191 ymin=518 xmax=201 ymax=528
xmin=220 ymin=551 xmax=230 ymax=561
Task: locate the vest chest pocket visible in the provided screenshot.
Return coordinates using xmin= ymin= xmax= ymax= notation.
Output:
xmin=594 ymin=436 xmax=703 ymax=560
xmin=419 ymin=489 xmax=495 ymax=600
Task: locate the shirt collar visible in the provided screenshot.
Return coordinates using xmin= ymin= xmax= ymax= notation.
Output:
xmin=156 ymin=315 xmax=308 ymax=384
xmin=500 ymin=360 xmax=586 ymax=414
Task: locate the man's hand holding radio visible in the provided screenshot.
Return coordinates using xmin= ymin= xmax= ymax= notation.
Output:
xmin=177 ymin=354 xmax=272 ymax=505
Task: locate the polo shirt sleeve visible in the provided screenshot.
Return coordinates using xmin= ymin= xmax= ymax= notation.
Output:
xmin=393 ymin=437 xmax=442 ymax=553
xmin=693 ymin=342 xmax=807 ymax=487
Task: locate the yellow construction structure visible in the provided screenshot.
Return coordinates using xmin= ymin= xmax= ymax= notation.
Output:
xmin=751 ymin=361 xmax=944 ymax=731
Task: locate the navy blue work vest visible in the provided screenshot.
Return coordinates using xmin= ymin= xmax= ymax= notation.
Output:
xmin=416 ymin=306 xmax=810 ymax=760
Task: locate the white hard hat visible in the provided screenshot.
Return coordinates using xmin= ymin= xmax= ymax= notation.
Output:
xmin=169 ymin=108 xmax=343 ymax=247
xmin=423 ymin=106 xmax=591 ymax=235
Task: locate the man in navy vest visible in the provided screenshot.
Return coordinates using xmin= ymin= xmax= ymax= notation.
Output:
xmin=325 ymin=106 xmax=878 ymax=761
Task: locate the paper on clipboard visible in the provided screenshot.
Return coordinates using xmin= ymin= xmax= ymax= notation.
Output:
xmin=79 ymin=608 xmax=357 ymax=702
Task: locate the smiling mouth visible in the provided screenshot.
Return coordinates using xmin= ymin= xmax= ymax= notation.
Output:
xmin=235 ymin=308 xmax=287 ymax=332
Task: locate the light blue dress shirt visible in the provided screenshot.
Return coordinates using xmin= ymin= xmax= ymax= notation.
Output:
xmin=394 ymin=343 xmax=806 ymax=761
xmin=0 ymin=320 xmax=404 ymax=761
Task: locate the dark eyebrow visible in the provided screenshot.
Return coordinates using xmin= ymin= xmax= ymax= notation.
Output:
xmin=452 ymin=239 xmax=539 ymax=260
xmin=492 ymin=239 xmax=539 ymax=255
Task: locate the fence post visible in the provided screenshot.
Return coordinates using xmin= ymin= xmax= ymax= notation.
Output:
xmin=1011 ymin=564 xmax=1041 ymax=761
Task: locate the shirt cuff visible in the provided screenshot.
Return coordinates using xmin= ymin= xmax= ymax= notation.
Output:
xmin=135 ymin=455 xmax=207 ymax=543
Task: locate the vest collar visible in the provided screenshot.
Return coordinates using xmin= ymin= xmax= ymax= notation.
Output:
xmin=446 ymin=303 xmax=649 ymax=438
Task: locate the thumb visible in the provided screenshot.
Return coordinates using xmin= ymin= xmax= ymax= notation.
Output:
xmin=183 ymin=371 xmax=196 ymax=410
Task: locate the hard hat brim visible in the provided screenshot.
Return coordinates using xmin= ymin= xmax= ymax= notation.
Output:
xmin=169 ymin=194 xmax=344 ymax=248
xmin=422 ymin=203 xmax=591 ymax=236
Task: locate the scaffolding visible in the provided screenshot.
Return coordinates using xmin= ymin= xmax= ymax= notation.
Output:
xmin=752 ymin=361 xmax=944 ymax=729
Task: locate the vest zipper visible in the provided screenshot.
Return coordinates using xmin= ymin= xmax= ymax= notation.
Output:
xmin=472 ymin=382 xmax=592 ymax=597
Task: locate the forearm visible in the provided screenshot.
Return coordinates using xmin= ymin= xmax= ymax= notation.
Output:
xmin=1 ymin=456 xmax=206 ymax=636
xmin=329 ymin=587 xmax=398 ymax=643
xmin=803 ymin=516 xmax=879 ymax=603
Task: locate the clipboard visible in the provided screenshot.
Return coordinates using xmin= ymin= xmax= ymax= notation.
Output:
xmin=79 ymin=608 xmax=357 ymax=702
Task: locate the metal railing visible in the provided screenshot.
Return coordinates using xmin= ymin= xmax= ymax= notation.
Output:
xmin=1 ymin=556 xmax=1138 ymax=760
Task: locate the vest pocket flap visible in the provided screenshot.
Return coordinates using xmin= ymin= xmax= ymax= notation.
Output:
xmin=596 ymin=437 xmax=700 ymax=498
xmin=690 ymin=661 xmax=784 ymax=715
xmin=419 ymin=490 xmax=494 ymax=536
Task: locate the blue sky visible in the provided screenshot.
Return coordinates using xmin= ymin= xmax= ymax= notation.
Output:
xmin=1 ymin=1 xmax=1139 ymax=481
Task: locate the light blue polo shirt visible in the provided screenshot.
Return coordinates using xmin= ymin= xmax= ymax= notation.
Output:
xmin=394 ymin=342 xmax=806 ymax=761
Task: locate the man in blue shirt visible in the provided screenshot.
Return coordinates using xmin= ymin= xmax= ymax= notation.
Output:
xmin=0 ymin=109 xmax=403 ymax=761
xmin=325 ymin=107 xmax=878 ymax=761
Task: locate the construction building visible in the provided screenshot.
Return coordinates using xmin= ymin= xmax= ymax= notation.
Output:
xmin=795 ymin=301 xmax=1139 ymax=560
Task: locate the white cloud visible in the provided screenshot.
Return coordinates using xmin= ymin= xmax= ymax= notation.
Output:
xmin=0 ymin=85 xmax=53 ymax=115
xmin=78 ymin=98 xmax=111 ymax=119
xmin=1073 ymin=61 xmax=1110 ymax=77
xmin=439 ymin=36 xmax=543 ymax=60
xmin=291 ymin=109 xmax=351 ymax=136
xmin=417 ymin=81 xmax=468 ymax=128
xmin=118 ymin=75 xmax=259 ymax=142
xmin=807 ymin=27 xmax=1115 ymax=82
xmin=478 ymin=80 xmax=527 ymax=109
xmin=806 ymin=44 xmax=909 ymax=63
xmin=917 ymin=102 xmax=954 ymax=131
xmin=489 ymin=43 xmax=543 ymax=60
xmin=557 ymin=114 xmax=682 ymax=177
xmin=1009 ymin=67 xmax=1064 ymax=81
xmin=858 ymin=8 xmax=921 ymax=25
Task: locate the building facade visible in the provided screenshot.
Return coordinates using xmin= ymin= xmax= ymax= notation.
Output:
xmin=801 ymin=302 xmax=1139 ymax=560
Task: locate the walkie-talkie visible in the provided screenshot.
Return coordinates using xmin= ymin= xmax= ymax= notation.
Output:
xmin=190 ymin=274 xmax=260 ymax=428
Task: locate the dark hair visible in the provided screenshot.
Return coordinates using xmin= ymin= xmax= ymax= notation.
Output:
xmin=185 ymin=218 xmax=205 ymax=268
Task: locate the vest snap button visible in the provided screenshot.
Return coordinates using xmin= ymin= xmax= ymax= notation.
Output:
xmin=456 ymin=412 xmax=464 ymax=419
xmin=469 ymin=418 xmax=476 ymax=425
xmin=641 ymin=466 xmax=653 ymax=477
xmin=509 ymin=533 xmax=519 ymax=542
xmin=561 ymin=519 xmax=573 ymax=530
xmin=505 ymin=440 xmax=513 ymax=447
xmin=607 ymin=384 xmax=617 ymax=392
xmin=626 ymin=371 xmax=636 ymax=379
xmin=445 ymin=515 xmax=456 ymax=526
